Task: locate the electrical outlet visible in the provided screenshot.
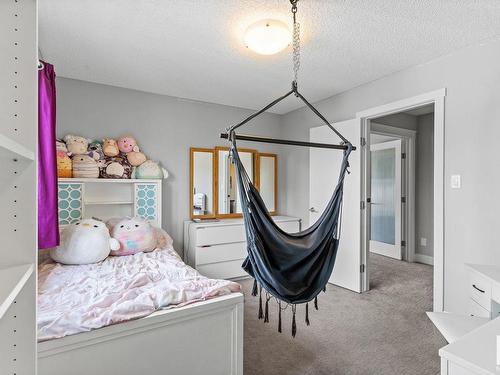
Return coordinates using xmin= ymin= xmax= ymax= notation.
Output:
xmin=420 ymin=237 xmax=427 ymax=247
xmin=451 ymin=175 xmax=461 ymax=189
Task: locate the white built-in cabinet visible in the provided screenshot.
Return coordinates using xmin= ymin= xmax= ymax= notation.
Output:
xmin=0 ymin=0 xmax=37 ymax=372
xmin=57 ymin=178 xmax=163 ymax=228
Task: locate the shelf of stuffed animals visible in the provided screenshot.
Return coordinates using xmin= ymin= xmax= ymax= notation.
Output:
xmin=0 ymin=263 xmax=34 ymax=320
xmin=0 ymin=133 xmax=35 ymax=163
xmin=58 ymin=178 xmax=162 ymax=183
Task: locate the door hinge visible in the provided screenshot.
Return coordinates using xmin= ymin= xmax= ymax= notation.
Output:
xmin=401 ymin=196 xmax=406 ymax=203
xmin=402 ymin=153 xmax=406 ymax=159
xmin=360 ymin=137 xmax=366 ymax=147
xmin=360 ymin=201 xmax=365 ymax=210
xmin=401 ymin=240 xmax=406 ymax=247
xmin=360 ymin=264 xmax=365 ymax=273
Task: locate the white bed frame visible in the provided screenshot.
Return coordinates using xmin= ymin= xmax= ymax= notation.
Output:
xmin=38 ymin=293 xmax=244 ymax=375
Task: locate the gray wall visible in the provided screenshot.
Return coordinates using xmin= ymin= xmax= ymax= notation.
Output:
xmin=56 ymin=78 xmax=285 ymax=256
xmin=373 ymin=112 xmax=417 ymax=131
xmin=281 ymin=36 xmax=500 ymax=313
xmin=415 ymin=113 xmax=434 ymax=258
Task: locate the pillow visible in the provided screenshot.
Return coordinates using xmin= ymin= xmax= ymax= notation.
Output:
xmin=50 ymin=219 xmax=120 ymax=265
xmin=107 ymin=217 xmax=158 ymax=256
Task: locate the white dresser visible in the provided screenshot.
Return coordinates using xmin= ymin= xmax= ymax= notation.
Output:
xmin=438 ymin=264 xmax=500 ymax=374
xmin=467 ymin=264 xmax=500 ymax=319
xmin=183 ymin=216 xmax=301 ymax=280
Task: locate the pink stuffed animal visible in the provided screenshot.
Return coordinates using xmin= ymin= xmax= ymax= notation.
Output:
xmin=117 ymin=136 xmax=137 ymax=154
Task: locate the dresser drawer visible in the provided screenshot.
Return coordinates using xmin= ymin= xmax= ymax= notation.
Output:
xmin=194 ymin=220 xmax=300 ymax=246
xmin=468 ymin=299 xmax=490 ymax=319
xmin=195 ymin=225 xmax=246 ymax=246
xmin=197 ymin=259 xmax=248 ymax=280
xmin=469 ymin=271 xmax=491 ymax=310
xmin=196 ymin=242 xmax=247 ymax=265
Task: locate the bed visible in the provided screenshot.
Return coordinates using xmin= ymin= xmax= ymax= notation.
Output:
xmin=37 ymin=229 xmax=244 ymax=375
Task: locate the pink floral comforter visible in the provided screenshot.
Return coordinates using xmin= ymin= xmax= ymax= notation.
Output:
xmin=37 ymin=231 xmax=241 ymax=341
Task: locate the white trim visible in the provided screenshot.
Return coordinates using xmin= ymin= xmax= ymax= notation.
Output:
xmin=356 ymin=88 xmax=446 ymax=312
xmin=414 ymin=253 xmax=434 ymax=266
xmin=356 ymin=88 xmax=446 ymax=118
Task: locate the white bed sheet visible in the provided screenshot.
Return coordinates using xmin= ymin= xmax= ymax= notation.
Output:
xmin=37 ymin=230 xmax=241 ymax=341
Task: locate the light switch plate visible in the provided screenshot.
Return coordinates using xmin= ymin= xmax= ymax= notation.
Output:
xmin=451 ymin=175 xmax=461 ymax=189
xmin=421 ymin=237 xmax=427 ymax=247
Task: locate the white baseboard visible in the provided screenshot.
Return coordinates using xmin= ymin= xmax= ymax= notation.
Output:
xmin=414 ymin=253 xmax=434 ymax=266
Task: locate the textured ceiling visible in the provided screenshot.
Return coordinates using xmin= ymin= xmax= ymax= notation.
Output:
xmin=39 ymin=0 xmax=500 ymax=114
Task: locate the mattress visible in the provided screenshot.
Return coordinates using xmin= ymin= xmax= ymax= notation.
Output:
xmin=37 ymin=230 xmax=241 ymax=342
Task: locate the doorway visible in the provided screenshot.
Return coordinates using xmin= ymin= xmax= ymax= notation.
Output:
xmin=357 ymin=89 xmax=445 ymax=312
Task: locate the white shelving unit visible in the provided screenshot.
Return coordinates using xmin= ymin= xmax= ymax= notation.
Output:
xmin=0 ymin=134 xmax=35 ymax=162
xmin=0 ymin=264 xmax=34 ymax=320
xmin=0 ymin=0 xmax=37 ymax=373
xmin=58 ymin=178 xmax=163 ymax=228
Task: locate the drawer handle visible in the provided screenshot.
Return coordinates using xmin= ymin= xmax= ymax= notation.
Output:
xmin=472 ymin=284 xmax=485 ymax=293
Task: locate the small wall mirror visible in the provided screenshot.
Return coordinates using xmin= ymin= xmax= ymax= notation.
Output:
xmin=257 ymin=153 xmax=277 ymax=214
xmin=190 ymin=148 xmax=216 ymax=218
xmin=216 ymin=147 xmax=255 ymax=216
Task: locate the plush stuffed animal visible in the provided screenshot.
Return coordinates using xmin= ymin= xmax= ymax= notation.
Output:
xmin=88 ymin=140 xmax=105 ymax=161
xmin=100 ymin=155 xmax=132 ymax=179
xmin=126 ymin=146 xmax=147 ymax=166
xmin=50 ymin=219 xmax=120 ymax=264
xmin=72 ymin=154 xmax=99 ymax=178
xmin=56 ymin=139 xmax=72 ymax=178
xmin=108 ymin=217 xmax=158 ymax=256
xmin=117 ymin=136 xmax=137 ymax=154
xmin=102 ymin=138 xmax=120 ymax=157
xmin=132 ymin=160 xmax=169 ymax=179
xmin=63 ymin=135 xmax=89 ymax=155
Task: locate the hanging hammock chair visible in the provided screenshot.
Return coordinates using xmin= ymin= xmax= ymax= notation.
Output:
xmin=221 ymin=0 xmax=356 ymax=336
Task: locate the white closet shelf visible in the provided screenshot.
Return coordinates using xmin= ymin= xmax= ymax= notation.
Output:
xmin=84 ymin=200 xmax=134 ymax=205
xmin=0 ymin=263 xmax=34 ymax=320
xmin=0 ymin=134 xmax=35 ymax=161
xmin=59 ymin=178 xmax=160 ymax=183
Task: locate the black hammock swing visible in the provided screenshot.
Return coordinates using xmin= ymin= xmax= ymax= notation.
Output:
xmin=219 ymin=0 xmax=355 ymax=337
xmin=221 ymin=84 xmax=355 ymax=337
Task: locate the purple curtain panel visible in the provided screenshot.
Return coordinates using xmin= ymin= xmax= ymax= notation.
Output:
xmin=38 ymin=62 xmax=60 ymax=249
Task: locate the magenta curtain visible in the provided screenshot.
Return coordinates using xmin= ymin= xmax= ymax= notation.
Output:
xmin=38 ymin=62 xmax=59 ymax=249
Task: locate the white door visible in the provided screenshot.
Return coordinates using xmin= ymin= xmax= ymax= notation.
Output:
xmin=369 ymin=139 xmax=402 ymax=259
xmin=310 ymin=119 xmax=362 ymax=293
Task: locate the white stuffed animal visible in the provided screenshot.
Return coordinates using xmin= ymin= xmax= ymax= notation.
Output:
xmin=50 ymin=219 xmax=120 ymax=265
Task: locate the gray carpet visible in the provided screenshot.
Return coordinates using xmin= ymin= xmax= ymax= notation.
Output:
xmin=242 ymin=254 xmax=446 ymax=375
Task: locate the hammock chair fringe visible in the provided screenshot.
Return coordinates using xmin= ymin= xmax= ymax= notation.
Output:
xmin=252 ymin=279 xmax=323 ymax=338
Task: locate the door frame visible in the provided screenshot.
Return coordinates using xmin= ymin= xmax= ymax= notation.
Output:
xmin=370 ymin=123 xmax=417 ymax=263
xmin=356 ymin=88 xmax=446 ymax=312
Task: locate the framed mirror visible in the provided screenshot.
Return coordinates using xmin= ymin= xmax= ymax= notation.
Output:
xmin=215 ymin=147 xmax=256 ymax=217
xmin=190 ymin=148 xmax=216 ymax=219
xmin=256 ymin=153 xmax=277 ymax=215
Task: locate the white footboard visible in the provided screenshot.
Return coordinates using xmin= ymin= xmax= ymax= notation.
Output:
xmin=38 ymin=293 xmax=244 ymax=375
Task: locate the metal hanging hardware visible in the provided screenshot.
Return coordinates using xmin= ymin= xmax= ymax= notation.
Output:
xmin=221 ymin=0 xmax=356 ymax=151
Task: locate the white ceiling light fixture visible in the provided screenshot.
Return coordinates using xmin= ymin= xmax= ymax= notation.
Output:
xmin=244 ymin=19 xmax=291 ymax=55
